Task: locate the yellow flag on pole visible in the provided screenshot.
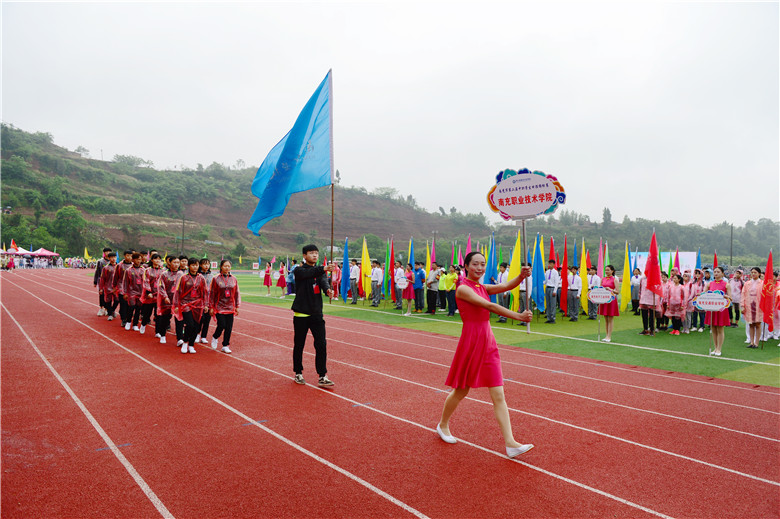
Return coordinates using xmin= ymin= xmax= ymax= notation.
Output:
xmin=84 ymin=247 xmax=91 ymax=260
xmin=579 ymin=238 xmax=589 ymax=312
xmin=425 ymin=241 xmax=431 ymax=275
xmin=507 ymin=230 xmax=523 ymax=311
xmin=361 ymin=237 xmax=371 ymax=298
xmin=619 ymin=241 xmax=632 ymax=312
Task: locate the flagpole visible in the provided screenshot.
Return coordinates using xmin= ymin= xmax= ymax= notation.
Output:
xmin=522 ymin=219 xmax=531 ymax=334
xmin=330 ymin=183 xmax=335 ymax=303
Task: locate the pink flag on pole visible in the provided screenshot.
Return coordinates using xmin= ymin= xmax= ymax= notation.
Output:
xmin=673 ymin=247 xmax=680 ymax=272
xmin=431 ymin=237 xmax=436 ymax=263
xmin=597 ymin=239 xmax=604 ymax=278
xmin=465 ymin=234 xmax=472 ymax=255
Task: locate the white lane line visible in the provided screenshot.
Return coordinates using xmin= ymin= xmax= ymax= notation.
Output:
xmin=2 ymin=279 xmax=429 ymax=519
xmin=233 ymin=314 xmax=780 ymax=430
xmin=1 ymin=303 xmax=175 ymax=519
xmin=40 ymin=272 xmax=780 ymax=396
xmin=230 ymin=329 xmax=780 ymax=487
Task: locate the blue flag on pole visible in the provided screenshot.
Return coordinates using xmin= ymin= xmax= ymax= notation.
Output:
xmin=531 ymin=233 xmax=545 ymax=312
xmin=572 ymin=239 xmax=579 ymax=268
xmin=695 ymin=248 xmax=701 ymax=270
xmin=248 ymin=70 xmax=334 ymax=234
xmin=340 ymin=237 xmax=350 ymax=303
xmin=409 ymin=237 xmax=415 ymax=266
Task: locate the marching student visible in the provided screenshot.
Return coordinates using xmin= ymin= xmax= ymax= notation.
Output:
xmin=175 ymin=255 xmax=189 ymax=343
xmin=196 ymin=258 xmax=213 ymax=344
xmin=98 ymin=252 xmax=119 ymax=320
xmin=209 ymin=259 xmax=240 ymax=354
xmin=173 ymin=257 xmax=208 ymax=354
xmin=291 ymin=244 xmax=335 ymax=387
xmin=140 ymin=253 xmax=164 ymax=335
xmin=93 ymin=247 xmax=112 ymax=316
xmin=567 ymin=265 xmax=582 ymax=321
xmin=156 ymin=255 xmax=182 ymax=344
xmin=113 ymin=250 xmax=134 ymax=327
xmin=122 ymin=252 xmax=146 ymax=331
xmin=436 ymin=252 xmax=534 ymax=458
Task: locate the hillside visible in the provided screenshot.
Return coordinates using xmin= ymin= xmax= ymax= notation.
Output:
xmin=1 ymin=124 xmax=777 ymax=266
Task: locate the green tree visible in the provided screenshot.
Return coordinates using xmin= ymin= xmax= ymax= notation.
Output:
xmin=232 ymin=242 xmax=247 ymax=257
xmin=53 ymin=205 xmax=87 ymax=253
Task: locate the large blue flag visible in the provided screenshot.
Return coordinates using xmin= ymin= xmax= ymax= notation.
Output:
xmin=409 ymin=237 xmax=415 ymax=266
xmin=340 ymin=237 xmax=350 ymax=303
xmin=531 ymin=233 xmax=546 ymax=312
xmin=572 ymin=239 xmax=579 ymax=268
xmin=248 ymin=70 xmax=333 ymax=234
xmin=695 ymin=248 xmax=701 ymax=270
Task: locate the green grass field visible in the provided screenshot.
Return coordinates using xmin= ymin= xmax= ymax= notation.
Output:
xmin=237 ymin=273 xmax=780 ymax=388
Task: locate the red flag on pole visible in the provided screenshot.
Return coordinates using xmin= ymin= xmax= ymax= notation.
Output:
xmin=560 ymin=235 xmax=569 ymax=314
xmin=390 ymin=238 xmax=396 ymax=303
xmin=645 ymin=232 xmax=663 ymax=297
xmin=713 ymin=250 xmax=718 ymax=269
xmin=586 ymin=250 xmax=592 ymax=270
xmin=760 ymin=251 xmax=775 ymax=332
xmin=548 ymin=237 xmax=556 ymax=270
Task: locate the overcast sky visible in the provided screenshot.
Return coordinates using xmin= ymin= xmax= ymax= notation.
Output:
xmin=3 ymin=1 xmax=778 ymax=228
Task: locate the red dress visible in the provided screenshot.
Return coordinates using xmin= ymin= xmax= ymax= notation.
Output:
xmin=445 ymin=278 xmax=504 ymax=389
xmin=276 ymin=266 xmax=287 ymax=288
xmin=598 ymin=276 xmax=620 ymax=316
xmin=704 ymin=279 xmax=731 ymax=326
xmin=402 ymin=271 xmax=414 ymax=300
xmin=263 ymin=266 xmax=273 ymax=287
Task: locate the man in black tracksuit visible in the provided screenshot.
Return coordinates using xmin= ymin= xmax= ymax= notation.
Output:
xmin=291 ymin=244 xmax=335 ymax=387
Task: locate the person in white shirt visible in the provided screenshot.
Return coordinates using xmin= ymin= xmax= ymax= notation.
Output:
xmin=495 ymin=263 xmax=509 ymax=322
xmin=393 ymin=260 xmax=405 ymax=309
xmin=567 ymin=265 xmax=582 ymax=321
xmin=587 ymin=266 xmax=601 ymax=320
xmin=349 ymin=259 xmax=360 ymax=304
xmin=630 ymin=268 xmax=642 ymax=315
xmin=370 ymin=260 xmax=383 ymax=307
xmin=544 ymin=260 xmax=559 ymax=323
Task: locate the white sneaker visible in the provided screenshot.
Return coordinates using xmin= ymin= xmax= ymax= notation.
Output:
xmin=139 ymin=325 xmax=146 ymax=334
xmin=125 ymin=323 xmax=131 ymax=331
xmin=506 ymin=444 xmax=535 ymax=458
xmin=211 ymin=338 xmax=218 ymax=349
xmin=698 ymin=328 xmax=704 ymax=332
xmin=155 ymin=333 xmax=161 ymax=338
xmin=181 ymin=343 xmax=188 ymax=354
xmin=221 ymin=346 xmax=232 ymax=354
xmin=200 ymin=337 xmax=208 ymax=344
xmin=97 ymin=308 xmax=103 ymax=316
xmin=160 ymin=336 xmax=167 ymax=344
xmin=602 ymin=337 xmax=611 ymax=343
xmin=188 ymin=346 xmax=196 ymax=354
xmin=132 ymin=325 xmax=139 ymax=331
xmin=195 ymin=334 xmax=201 ymax=343
xmin=744 ymin=339 xmax=751 ymax=344
xmin=177 ymin=340 xmax=184 ymax=346
xmin=107 ymin=315 xmax=114 ymax=321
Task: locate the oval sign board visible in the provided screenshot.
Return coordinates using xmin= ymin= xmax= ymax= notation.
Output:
xmin=588 ymin=286 xmax=615 ymax=304
xmin=487 ymin=168 xmax=566 ymax=220
xmin=693 ymin=290 xmax=731 ymax=312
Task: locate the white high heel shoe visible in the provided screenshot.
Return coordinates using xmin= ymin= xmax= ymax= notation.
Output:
xmin=436 ymin=424 xmax=457 ymax=444
xmin=506 ymin=444 xmax=534 ymax=458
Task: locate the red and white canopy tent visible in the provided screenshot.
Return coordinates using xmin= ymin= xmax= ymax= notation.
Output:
xmin=2 ymin=246 xmax=59 ymax=256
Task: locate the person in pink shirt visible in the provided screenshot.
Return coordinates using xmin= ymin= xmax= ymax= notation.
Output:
xmin=741 ymin=267 xmax=764 ymax=348
xmin=209 ymin=259 xmax=240 ymax=354
xmin=638 ymin=275 xmax=657 ymax=336
xmin=122 ymin=253 xmax=146 ymax=332
xmin=665 ymin=274 xmax=686 ymax=335
xmin=728 ymin=269 xmax=744 ymax=328
xmin=688 ymin=269 xmax=706 ymax=332
xmin=706 ymin=266 xmax=731 ymax=355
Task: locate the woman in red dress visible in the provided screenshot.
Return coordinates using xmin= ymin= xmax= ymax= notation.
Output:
xmin=437 ymin=252 xmax=534 ymax=458
xmin=401 ymin=264 xmax=415 ymax=316
xmin=706 ymin=266 xmax=732 ymax=355
xmin=598 ymin=264 xmax=620 ymax=342
xmin=276 ymin=261 xmax=287 ymax=297
xmin=263 ymin=262 xmax=273 ymax=295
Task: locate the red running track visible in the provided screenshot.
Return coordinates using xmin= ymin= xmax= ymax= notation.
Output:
xmin=2 ymin=269 xmax=779 ymax=519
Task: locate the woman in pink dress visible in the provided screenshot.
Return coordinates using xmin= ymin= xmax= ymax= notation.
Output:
xmin=598 ymin=265 xmax=620 ymax=342
xmin=401 ymin=264 xmax=415 ymax=316
xmin=437 ymin=252 xmax=534 ymax=458
xmin=741 ymin=267 xmax=763 ymax=348
xmin=263 ymin=262 xmax=272 ymax=295
xmin=276 ymin=261 xmax=287 ymax=296
xmin=665 ymin=274 xmax=685 ymax=335
xmin=705 ymin=266 xmax=732 ymax=355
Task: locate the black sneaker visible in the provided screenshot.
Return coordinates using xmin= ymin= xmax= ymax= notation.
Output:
xmin=318 ymin=376 xmax=334 ymax=388
xmin=294 ymin=374 xmax=305 ymax=385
